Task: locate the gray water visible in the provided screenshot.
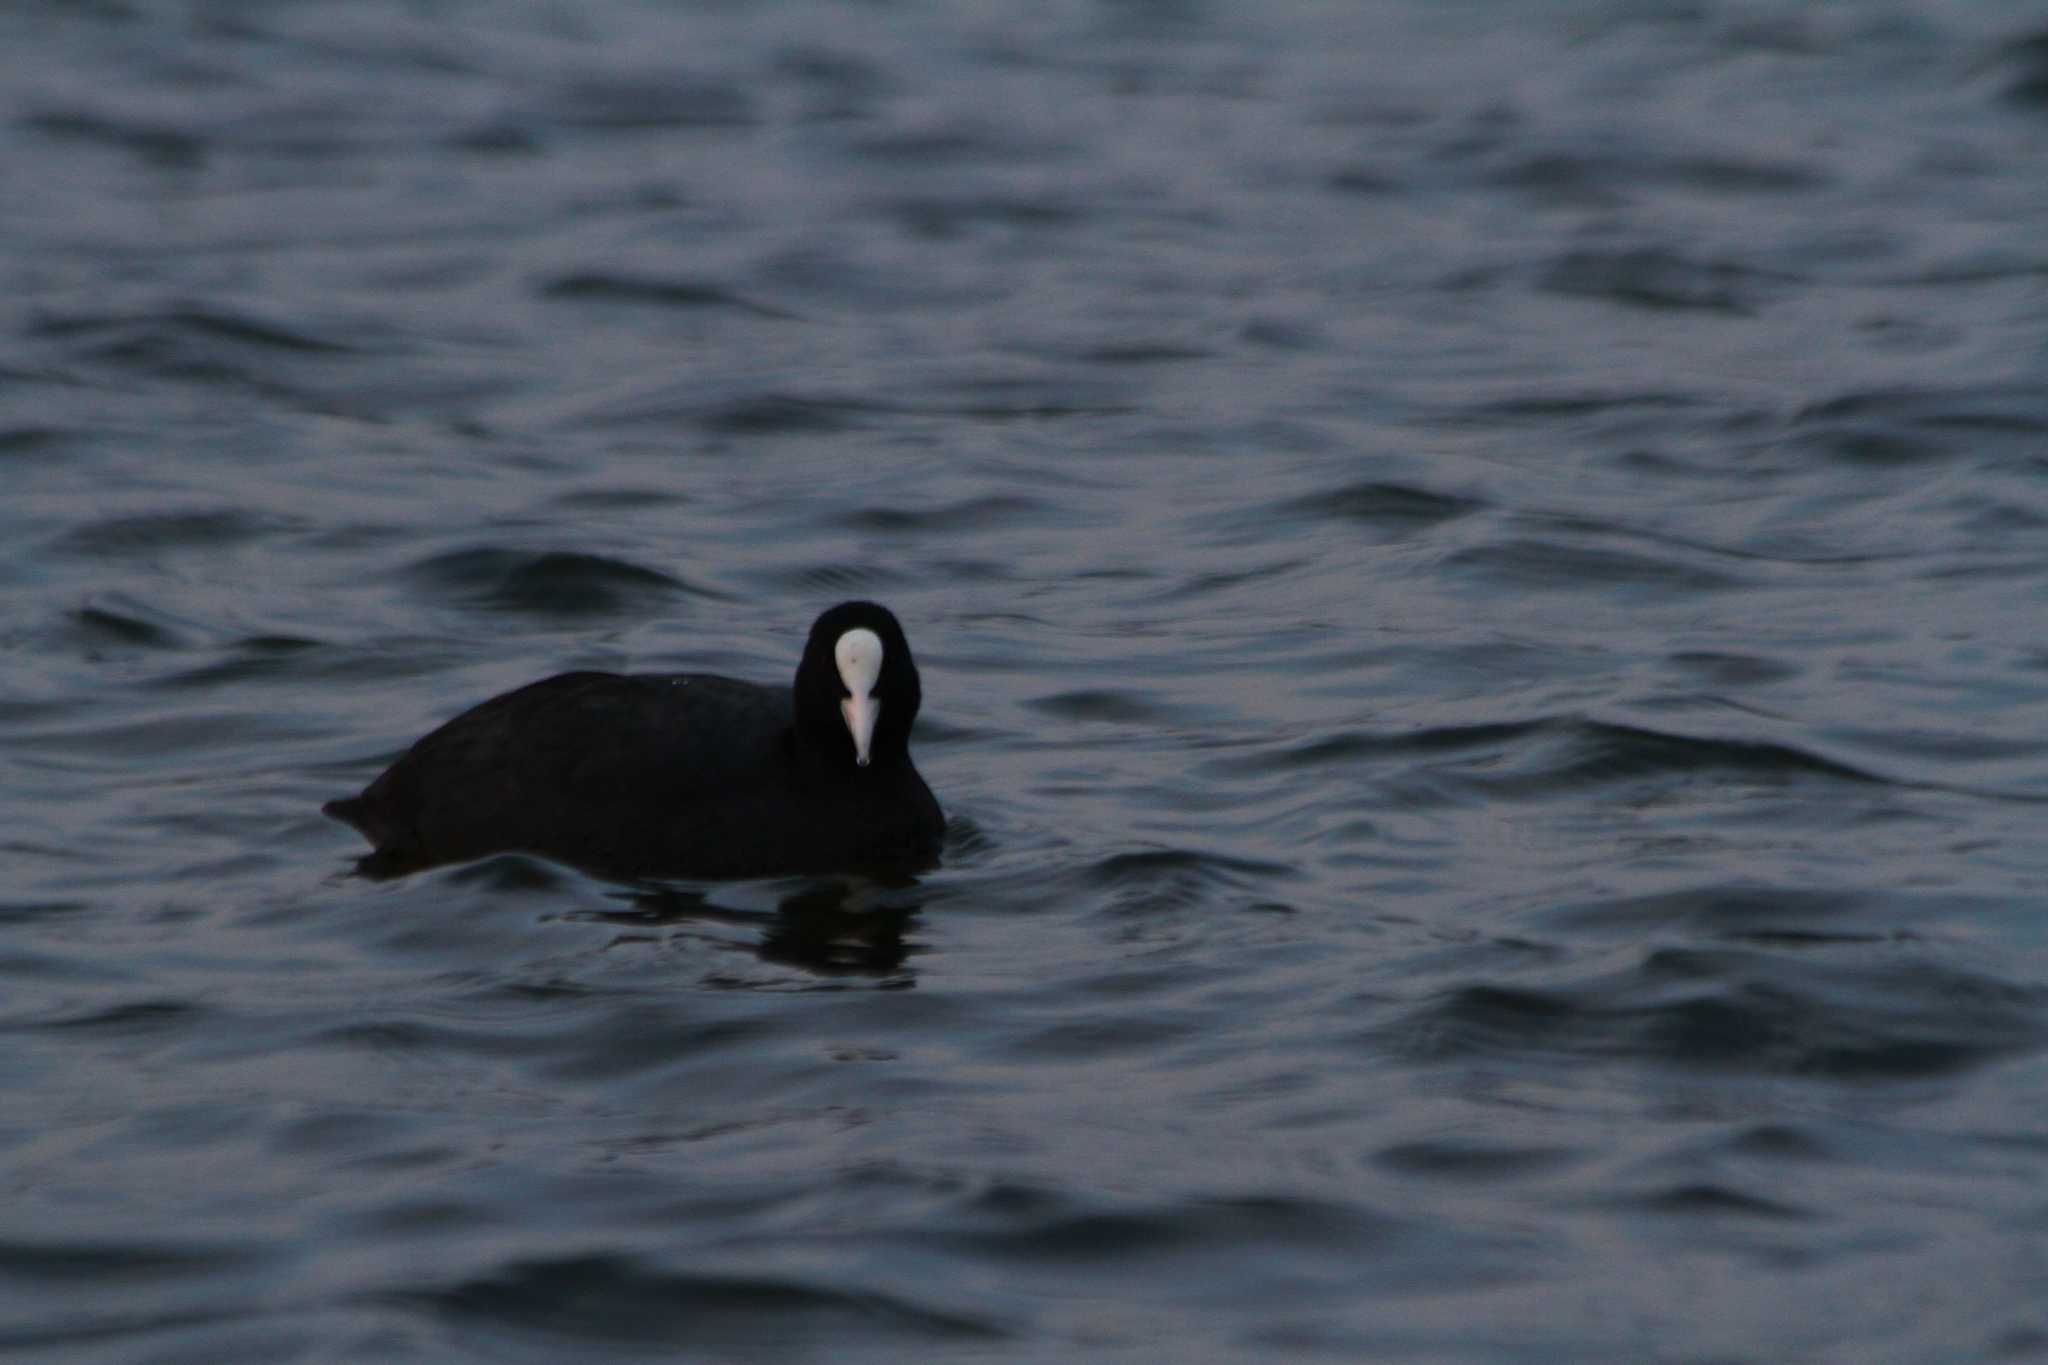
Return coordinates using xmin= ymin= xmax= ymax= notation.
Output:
xmin=7 ymin=2 xmax=2048 ymax=1360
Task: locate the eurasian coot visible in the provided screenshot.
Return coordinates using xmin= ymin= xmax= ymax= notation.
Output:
xmin=325 ymin=601 xmax=943 ymax=879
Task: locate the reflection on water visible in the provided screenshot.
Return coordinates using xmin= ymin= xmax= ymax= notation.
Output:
xmin=575 ymin=879 xmax=927 ymax=983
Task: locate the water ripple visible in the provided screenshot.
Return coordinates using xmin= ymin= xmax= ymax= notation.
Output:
xmin=402 ymin=547 xmax=698 ymax=617
xmin=1400 ymin=947 xmax=2043 ymax=1080
xmin=405 ymin=1254 xmax=1009 ymax=1351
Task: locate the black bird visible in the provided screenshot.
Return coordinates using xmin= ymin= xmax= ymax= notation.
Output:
xmin=324 ymin=601 xmax=943 ymax=880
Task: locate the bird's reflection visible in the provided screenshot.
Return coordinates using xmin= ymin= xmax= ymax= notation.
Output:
xmin=581 ymin=874 xmax=925 ymax=980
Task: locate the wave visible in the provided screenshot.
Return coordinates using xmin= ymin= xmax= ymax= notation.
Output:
xmin=1393 ymin=945 xmax=2043 ymax=1080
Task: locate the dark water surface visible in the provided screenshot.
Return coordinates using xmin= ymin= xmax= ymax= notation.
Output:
xmin=7 ymin=2 xmax=2048 ymax=1360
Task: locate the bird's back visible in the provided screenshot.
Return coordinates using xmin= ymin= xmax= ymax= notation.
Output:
xmin=326 ymin=671 xmax=794 ymax=875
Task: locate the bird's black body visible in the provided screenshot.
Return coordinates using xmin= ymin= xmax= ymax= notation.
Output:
xmin=324 ymin=602 xmax=943 ymax=880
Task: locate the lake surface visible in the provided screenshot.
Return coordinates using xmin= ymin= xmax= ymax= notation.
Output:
xmin=6 ymin=2 xmax=2048 ymax=1360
